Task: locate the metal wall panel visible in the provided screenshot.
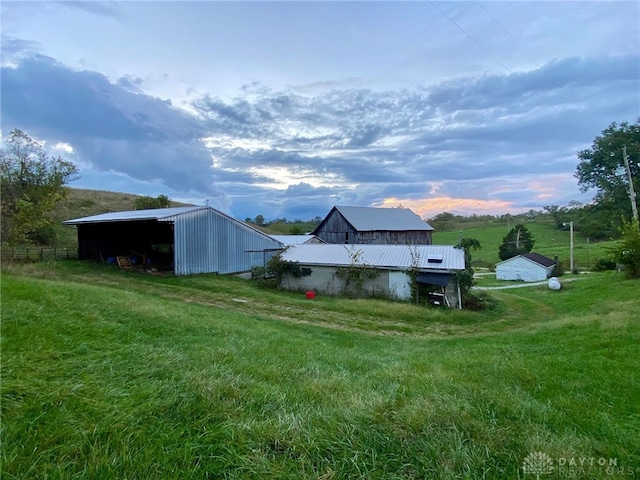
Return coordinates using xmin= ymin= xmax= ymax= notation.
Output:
xmin=169 ymin=209 xmax=282 ymax=276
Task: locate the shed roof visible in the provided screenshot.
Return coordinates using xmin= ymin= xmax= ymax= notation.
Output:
xmin=63 ymin=206 xmax=207 ymax=224
xmin=320 ymin=206 xmax=434 ymax=232
xmin=268 ymin=234 xmax=325 ymax=245
xmin=496 ymin=252 xmax=556 ymax=268
xmin=280 ymin=244 xmax=464 ymax=271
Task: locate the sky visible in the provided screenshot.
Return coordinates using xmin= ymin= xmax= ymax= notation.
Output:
xmin=2 ymin=1 xmax=639 ymax=222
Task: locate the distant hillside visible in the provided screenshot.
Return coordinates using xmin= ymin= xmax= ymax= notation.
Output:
xmin=53 ymin=188 xmax=194 ymax=246
xmin=55 ymin=188 xmax=194 ymax=222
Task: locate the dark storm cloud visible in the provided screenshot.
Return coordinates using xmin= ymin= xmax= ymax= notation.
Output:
xmin=0 ymin=51 xmax=224 ymax=198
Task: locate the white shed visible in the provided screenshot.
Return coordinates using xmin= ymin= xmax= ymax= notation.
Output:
xmin=495 ymin=252 xmax=556 ymax=282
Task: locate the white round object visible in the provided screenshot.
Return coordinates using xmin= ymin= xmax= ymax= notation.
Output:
xmin=547 ymin=277 xmax=561 ymax=290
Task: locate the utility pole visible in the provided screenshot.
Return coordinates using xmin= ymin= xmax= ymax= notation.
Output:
xmin=622 ymin=145 xmax=639 ymax=225
xmin=569 ymin=221 xmax=574 ymax=274
xmin=563 ymin=221 xmax=575 ymax=273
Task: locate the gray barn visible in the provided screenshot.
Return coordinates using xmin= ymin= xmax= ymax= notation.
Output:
xmin=312 ymin=206 xmax=434 ymax=245
xmin=64 ymin=206 xmax=283 ymax=275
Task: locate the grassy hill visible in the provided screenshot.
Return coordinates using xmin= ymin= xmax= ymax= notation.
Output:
xmin=2 ymin=261 xmax=638 ymax=479
xmin=433 ymin=221 xmax=615 ymax=271
xmin=52 ymin=188 xmax=195 ymax=246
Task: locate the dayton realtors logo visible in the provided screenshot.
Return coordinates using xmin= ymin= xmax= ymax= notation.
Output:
xmin=522 ymin=452 xmax=636 ymax=477
xmin=522 ymin=452 xmax=554 ymax=479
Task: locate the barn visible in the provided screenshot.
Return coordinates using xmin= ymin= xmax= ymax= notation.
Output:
xmin=63 ymin=206 xmax=283 ymax=275
xmin=278 ymin=244 xmax=465 ymax=307
xmin=312 ymin=206 xmax=434 ymax=245
xmin=495 ymin=252 xmax=556 ymax=282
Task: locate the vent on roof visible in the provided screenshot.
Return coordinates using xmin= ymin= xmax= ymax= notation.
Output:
xmin=427 ymin=254 xmax=443 ymax=264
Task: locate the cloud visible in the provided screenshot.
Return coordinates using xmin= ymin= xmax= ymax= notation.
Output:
xmin=2 ymin=43 xmax=637 ymax=220
xmin=1 ymin=51 xmax=230 ymax=207
xmin=50 ymin=1 xmax=123 ymax=18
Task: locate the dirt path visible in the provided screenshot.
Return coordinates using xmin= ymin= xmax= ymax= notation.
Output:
xmin=473 ymin=277 xmax=580 ymax=290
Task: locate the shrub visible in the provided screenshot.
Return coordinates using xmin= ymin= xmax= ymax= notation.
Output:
xmin=611 ymin=219 xmax=640 ymax=279
xmin=593 ymin=257 xmax=617 ymax=272
xmin=551 ymin=260 xmax=565 ymax=277
xmin=250 ymin=265 xmax=266 ymax=279
xmin=265 ymin=253 xmax=301 ymax=282
xmin=462 ymin=291 xmax=498 ymax=311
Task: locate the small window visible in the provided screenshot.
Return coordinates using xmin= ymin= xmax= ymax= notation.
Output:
xmin=427 ymin=254 xmax=443 ymax=264
xmin=301 ymin=268 xmax=312 ymax=276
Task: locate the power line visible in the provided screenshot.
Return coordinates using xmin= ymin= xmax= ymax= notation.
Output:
xmin=427 ymin=0 xmax=562 ymax=114
xmin=476 ymin=1 xmax=588 ymax=114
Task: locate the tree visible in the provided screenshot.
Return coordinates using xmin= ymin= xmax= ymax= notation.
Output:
xmin=575 ymin=120 xmax=640 ymax=230
xmin=456 ymin=237 xmax=481 ymax=296
xmin=254 ymin=214 xmax=265 ymax=226
xmin=543 ymin=204 xmax=571 ymax=229
xmin=455 ymin=237 xmax=496 ymax=311
xmin=1 ymin=129 xmax=79 ymax=245
xmin=134 ymin=194 xmax=171 ymax=210
xmin=498 ymin=224 xmax=535 ymax=261
xmin=611 ymin=219 xmax=640 ymax=279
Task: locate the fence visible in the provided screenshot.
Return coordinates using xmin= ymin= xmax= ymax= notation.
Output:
xmin=1 ymin=246 xmax=78 ymax=262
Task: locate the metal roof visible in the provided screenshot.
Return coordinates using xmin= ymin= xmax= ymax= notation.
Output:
xmin=280 ymin=244 xmax=464 ymax=271
xmin=496 ymin=252 xmax=556 ymax=268
xmin=333 ymin=206 xmax=434 ymax=231
xmin=63 ymin=206 xmax=207 ymax=224
xmin=268 ymin=234 xmax=325 ymax=245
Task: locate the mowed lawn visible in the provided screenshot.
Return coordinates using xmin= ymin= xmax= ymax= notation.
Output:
xmin=1 ymin=262 xmax=639 ymax=479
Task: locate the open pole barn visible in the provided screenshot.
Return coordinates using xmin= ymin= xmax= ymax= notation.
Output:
xmin=63 ymin=207 xmax=283 ymax=275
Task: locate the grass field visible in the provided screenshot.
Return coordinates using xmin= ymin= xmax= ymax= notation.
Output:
xmin=433 ymin=221 xmax=616 ymax=271
xmin=2 ymin=261 xmax=639 ymax=479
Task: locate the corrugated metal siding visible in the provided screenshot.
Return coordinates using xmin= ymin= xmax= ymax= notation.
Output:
xmin=280 ymin=244 xmax=464 ymax=271
xmin=170 ymin=209 xmax=282 ymax=275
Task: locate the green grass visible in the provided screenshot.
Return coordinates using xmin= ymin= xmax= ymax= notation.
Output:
xmin=433 ymin=221 xmax=617 ymax=271
xmin=2 ymin=262 xmax=639 ymax=479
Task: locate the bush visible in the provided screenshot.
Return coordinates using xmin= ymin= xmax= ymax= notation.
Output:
xmin=611 ymin=219 xmax=640 ymax=279
xmin=593 ymin=257 xmax=617 ymax=272
xmin=250 ymin=265 xmax=266 ymax=279
xmin=265 ymin=253 xmax=301 ymax=282
xmin=551 ymin=260 xmax=565 ymax=277
xmin=462 ymin=291 xmax=498 ymax=311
